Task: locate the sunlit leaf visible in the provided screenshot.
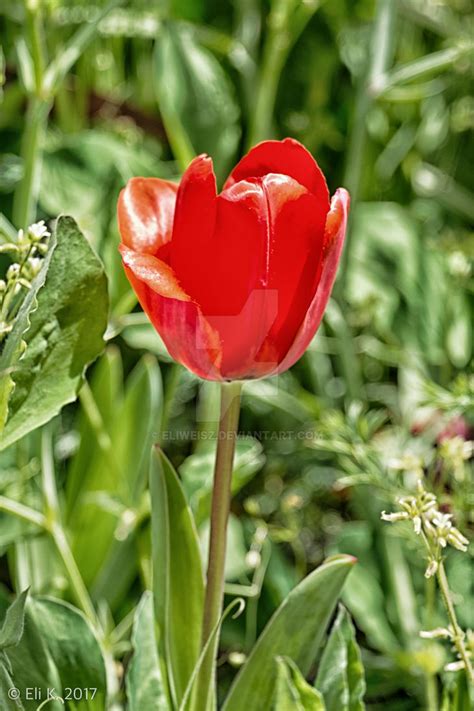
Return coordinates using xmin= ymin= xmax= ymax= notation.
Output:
xmin=223 ymin=556 xmax=355 ymax=711
xmin=150 ymin=448 xmax=204 ymax=707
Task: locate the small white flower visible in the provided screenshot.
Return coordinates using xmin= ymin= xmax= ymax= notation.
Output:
xmin=28 ymin=220 xmax=50 ymax=241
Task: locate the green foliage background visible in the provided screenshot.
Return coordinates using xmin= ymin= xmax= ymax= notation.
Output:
xmin=0 ymin=0 xmax=473 ymax=709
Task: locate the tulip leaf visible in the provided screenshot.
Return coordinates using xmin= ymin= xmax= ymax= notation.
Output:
xmin=0 ymin=215 xmax=108 ymax=451
xmin=126 ymin=591 xmax=170 ymax=711
xmin=314 ymin=605 xmax=366 ymax=711
xmin=222 ymin=555 xmax=355 ymax=711
xmin=275 ymin=657 xmax=326 ymax=711
xmin=0 ymin=594 xmax=106 ymax=709
xmin=154 ymin=21 xmax=240 ymax=179
xmin=150 ymin=447 xmax=204 ymax=708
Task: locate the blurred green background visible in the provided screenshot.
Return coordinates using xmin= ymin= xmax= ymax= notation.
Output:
xmin=0 ymin=0 xmax=473 ymax=709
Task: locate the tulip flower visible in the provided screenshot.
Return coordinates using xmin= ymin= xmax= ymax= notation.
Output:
xmin=118 ymin=138 xmax=349 ymax=380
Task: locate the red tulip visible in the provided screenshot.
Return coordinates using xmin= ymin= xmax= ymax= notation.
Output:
xmin=118 ymin=138 xmax=349 ymax=380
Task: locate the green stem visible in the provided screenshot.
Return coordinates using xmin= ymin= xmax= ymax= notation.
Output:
xmin=0 ymin=496 xmax=46 ymax=529
xmin=436 ymin=560 xmax=474 ymax=685
xmin=12 ymin=96 xmax=51 ymax=231
xmin=426 ymin=674 xmax=438 ymax=711
xmin=424 ymin=575 xmax=438 ymax=711
xmin=420 ymin=530 xmax=474 ymax=686
xmin=338 ymin=0 xmax=395 ymax=286
xmin=25 ymin=1 xmax=46 ymax=92
xmin=191 ymin=381 xmax=242 ymax=711
xmin=50 ymin=521 xmax=99 ymax=627
xmin=13 ymin=3 xmax=50 ymax=231
xmin=247 ymin=6 xmax=289 ymax=147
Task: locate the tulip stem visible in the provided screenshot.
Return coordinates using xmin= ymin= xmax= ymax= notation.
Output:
xmin=192 ymin=381 xmax=242 ymax=711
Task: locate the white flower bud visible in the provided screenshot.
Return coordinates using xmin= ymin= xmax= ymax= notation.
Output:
xmin=424 ymin=559 xmax=438 ymax=578
xmin=420 ymin=627 xmax=452 ymax=640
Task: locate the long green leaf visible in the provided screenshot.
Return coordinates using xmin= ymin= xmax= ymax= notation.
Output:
xmin=223 ymin=555 xmax=356 ymax=711
xmin=150 ymin=448 xmax=204 ymax=708
xmin=315 ymin=606 xmax=366 ymax=711
xmin=126 ymin=591 xmax=170 ymax=711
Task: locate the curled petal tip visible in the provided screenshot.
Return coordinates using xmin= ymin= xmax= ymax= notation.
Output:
xmin=186 ymin=153 xmax=215 ymax=179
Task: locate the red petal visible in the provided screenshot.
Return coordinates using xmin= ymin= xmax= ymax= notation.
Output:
xmin=205 ymin=173 xmax=327 ymax=378
xmin=118 ymin=177 xmax=178 ymax=254
xmin=120 ymin=245 xmax=222 ymax=379
xmin=224 ymin=138 xmax=329 ymax=208
xmin=274 ymin=188 xmax=350 ymax=374
xmin=170 ymin=154 xmax=217 ymax=301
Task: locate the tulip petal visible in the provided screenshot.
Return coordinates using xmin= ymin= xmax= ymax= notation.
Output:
xmin=224 ymin=138 xmax=329 ymax=208
xmin=120 ymin=245 xmax=222 ymax=379
xmin=170 ymin=154 xmax=217 ymax=300
xmin=204 ymin=174 xmax=326 ymax=378
xmin=118 ymin=177 xmax=178 ymax=254
xmin=274 ymin=188 xmax=350 ymax=374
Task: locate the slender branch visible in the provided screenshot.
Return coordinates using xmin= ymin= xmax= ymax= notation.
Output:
xmin=338 ymin=0 xmax=395 ymax=286
xmin=191 ymin=381 xmax=242 ymax=711
xmin=436 ymin=560 xmax=474 ymax=685
xmin=0 ymin=496 xmax=46 ymax=529
xmin=50 ymin=521 xmax=99 ymax=627
xmin=12 ymin=96 xmax=51 ymax=231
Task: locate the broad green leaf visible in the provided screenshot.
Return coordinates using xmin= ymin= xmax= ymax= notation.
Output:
xmin=223 ymin=555 xmax=356 ymax=711
xmin=315 ymin=606 xmax=366 ymax=711
xmin=0 ymin=589 xmax=28 ymax=650
xmin=154 ymin=22 xmax=240 ymax=179
xmin=126 ymin=591 xmax=170 ymax=711
xmin=0 ymin=216 xmax=108 ymax=450
xmin=275 ymin=657 xmax=326 ymax=711
xmin=0 ymin=595 xmax=106 ymax=710
xmin=150 ymin=448 xmax=204 ymax=708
